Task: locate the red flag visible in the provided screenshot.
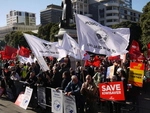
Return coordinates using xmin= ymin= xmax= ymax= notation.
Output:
xmin=18 ymin=46 xmax=30 ymax=57
xmin=129 ymin=40 xmax=141 ymax=60
xmin=108 ymin=55 xmax=120 ymax=61
xmin=4 ymin=46 xmax=17 ymax=57
xmin=84 ymin=55 xmax=100 ymax=67
xmin=92 ymin=55 xmax=101 ymax=67
xmin=137 ymin=53 xmax=146 ymax=62
xmin=147 ymin=43 xmax=150 ymax=58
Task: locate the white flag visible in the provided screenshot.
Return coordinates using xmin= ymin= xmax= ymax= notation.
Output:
xmin=23 ymin=33 xmax=67 ymax=59
xmin=75 ymin=14 xmax=130 ymax=56
xmin=18 ymin=55 xmax=37 ymax=64
xmin=61 ymin=33 xmax=85 ymax=60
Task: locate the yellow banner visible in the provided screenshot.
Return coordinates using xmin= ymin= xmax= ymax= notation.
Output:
xmin=128 ymin=62 xmax=144 ymax=87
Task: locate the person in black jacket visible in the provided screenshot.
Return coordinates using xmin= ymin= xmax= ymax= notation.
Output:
xmin=56 ymin=71 xmax=71 ymax=91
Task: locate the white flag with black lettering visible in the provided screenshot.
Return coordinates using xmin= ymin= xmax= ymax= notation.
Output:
xmin=23 ymin=33 xmax=67 ymax=59
xmin=61 ymin=33 xmax=85 ymax=60
xmin=75 ymin=14 xmax=130 ymax=56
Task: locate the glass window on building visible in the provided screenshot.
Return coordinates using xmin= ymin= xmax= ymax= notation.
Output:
xmin=99 ymin=9 xmax=105 ymax=18
xmin=124 ymin=10 xmax=127 ymax=14
xmin=112 ymin=6 xmax=118 ymax=10
xmin=14 ymin=12 xmax=17 ymax=16
xmin=106 ymin=6 xmax=112 ymax=10
xmin=114 ymin=19 xmax=119 ymax=22
xmin=25 ymin=12 xmax=29 ymax=16
xmin=80 ymin=4 xmax=83 ymax=9
xmin=112 ymin=13 xmax=118 ymax=16
xmin=10 ymin=11 xmax=13 ymax=16
xmin=120 ymin=9 xmax=124 ymax=14
xmin=121 ymin=15 xmax=124 ymax=18
xmin=124 ymin=16 xmax=127 ymax=19
xmin=19 ymin=12 xmax=22 ymax=16
xmin=127 ymin=11 xmax=130 ymax=15
xmin=106 ymin=13 xmax=112 ymax=16
xmin=106 ymin=19 xmax=113 ymax=22
xmin=84 ymin=0 xmax=87 ymax=3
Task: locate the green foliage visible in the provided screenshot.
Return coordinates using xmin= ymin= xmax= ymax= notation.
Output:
xmin=50 ymin=23 xmax=59 ymax=42
xmin=4 ymin=31 xmax=36 ymax=48
xmin=4 ymin=22 xmax=60 ymax=49
xmin=38 ymin=23 xmax=58 ymax=41
xmin=140 ymin=2 xmax=150 ymax=50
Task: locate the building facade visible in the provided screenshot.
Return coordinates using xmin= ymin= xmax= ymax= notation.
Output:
xmin=71 ymin=0 xmax=141 ymax=26
xmin=40 ymin=4 xmax=62 ymax=25
xmin=97 ymin=0 xmax=141 ymax=26
xmin=7 ymin=10 xmax=36 ymax=26
xmin=0 ymin=24 xmax=39 ymax=39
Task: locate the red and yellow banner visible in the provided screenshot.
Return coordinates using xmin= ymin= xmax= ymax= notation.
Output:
xmin=128 ymin=62 xmax=145 ymax=87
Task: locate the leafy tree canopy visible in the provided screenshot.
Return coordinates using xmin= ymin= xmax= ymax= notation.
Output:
xmin=140 ymin=2 xmax=150 ymax=50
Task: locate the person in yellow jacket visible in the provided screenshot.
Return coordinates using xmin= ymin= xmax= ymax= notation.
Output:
xmin=21 ymin=63 xmax=28 ymax=80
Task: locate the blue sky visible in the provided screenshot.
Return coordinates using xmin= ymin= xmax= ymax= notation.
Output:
xmin=0 ymin=0 xmax=149 ymax=27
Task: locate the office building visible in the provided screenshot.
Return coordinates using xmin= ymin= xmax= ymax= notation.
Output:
xmin=0 ymin=10 xmax=38 ymax=39
xmin=40 ymin=4 xmax=62 ymax=25
xmin=7 ymin=10 xmax=36 ymax=26
xmin=71 ymin=0 xmax=141 ymax=26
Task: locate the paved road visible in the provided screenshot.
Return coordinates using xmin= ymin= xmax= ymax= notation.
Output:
xmin=0 ymin=96 xmax=36 ymax=113
xmin=0 ymin=96 xmax=51 ymax=113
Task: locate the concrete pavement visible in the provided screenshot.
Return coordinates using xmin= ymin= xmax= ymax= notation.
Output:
xmin=0 ymin=91 xmax=150 ymax=113
xmin=0 ymin=96 xmax=51 ymax=113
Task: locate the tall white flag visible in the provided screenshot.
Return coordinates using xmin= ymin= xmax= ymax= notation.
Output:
xmin=75 ymin=14 xmax=130 ymax=56
xmin=23 ymin=33 xmax=67 ymax=59
xmin=61 ymin=33 xmax=85 ymax=60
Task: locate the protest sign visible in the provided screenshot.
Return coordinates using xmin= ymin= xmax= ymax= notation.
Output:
xmin=106 ymin=65 xmax=115 ymax=79
xmin=51 ymin=88 xmax=63 ymax=113
xmin=37 ymin=87 xmax=46 ymax=109
xmin=20 ymin=87 xmax=33 ymax=109
xmin=15 ymin=93 xmax=24 ymax=106
xmin=64 ymin=95 xmax=77 ymax=113
xmin=128 ymin=62 xmax=145 ymax=87
xmin=99 ymin=81 xmax=125 ymax=101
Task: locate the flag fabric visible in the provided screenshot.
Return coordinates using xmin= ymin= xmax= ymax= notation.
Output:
xmin=147 ymin=43 xmax=150 ymax=58
xmin=75 ymin=14 xmax=130 ymax=56
xmin=18 ymin=46 xmax=30 ymax=58
xmin=108 ymin=55 xmax=120 ymax=61
xmin=83 ymin=52 xmax=90 ymax=60
xmin=23 ymin=33 xmax=67 ymax=59
xmin=61 ymin=33 xmax=86 ymax=60
xmin=137 ymin=53 xmax=146 ymax=62
xmin=0 ymin=46 xmax=17 ymax=60
xmin=84 ymin=55 xmax=101 ymax=67
xmin=4 ymin=45 xmax=17 ymax=57
xmin=18 ymin=55 xmax=37 ymax=64
xmin=129 ymin=40 xmax=141 ymax=60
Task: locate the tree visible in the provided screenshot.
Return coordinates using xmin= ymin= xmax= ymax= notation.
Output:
xmin=140 ymin=2 xmax=150 ymax=50
xmin=50 ymin=23 xmax=59 ymax=42
xmin=4 ymin=31 xmax=37 ymax=48
xmin=38 ymin=23 xmax=56 ymax=41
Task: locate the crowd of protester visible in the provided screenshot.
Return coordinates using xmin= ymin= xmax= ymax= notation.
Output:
xmin=0 ymin=54 xmax=150 ymax=113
